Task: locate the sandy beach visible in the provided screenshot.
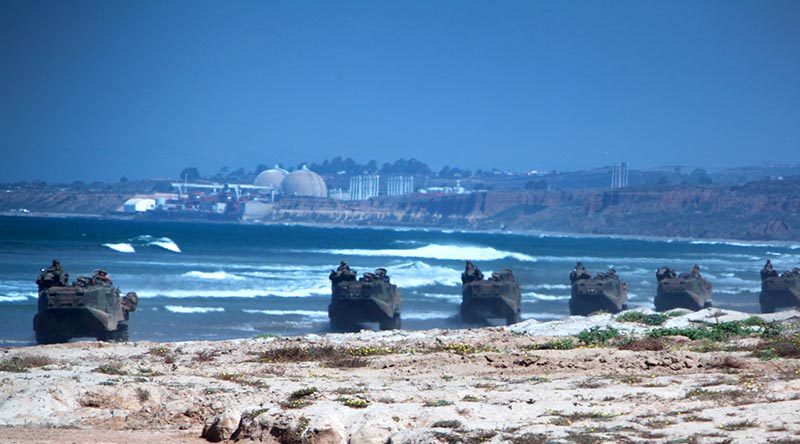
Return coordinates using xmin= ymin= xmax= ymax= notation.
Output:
xmin=1 ymin=308 xmax=799 ymax=443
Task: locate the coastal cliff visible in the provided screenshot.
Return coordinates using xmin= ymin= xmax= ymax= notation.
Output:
xmin=264 ymin=179 xmax=800 ymax=240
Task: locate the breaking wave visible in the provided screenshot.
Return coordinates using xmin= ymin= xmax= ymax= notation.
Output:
xmin=183 ymin=271 xmax=244 ymax=281
xmin=164 ymin=305 xmax=225 ymax=314
xmin=523 ymin=291 xmax=570 ymax=301
xmin=528 ymin=283 xmax=570 ymax=290
xmin=243 ymin=309 xmax=328 ymax=319
xmin=309 ymin=243 xmax=535 ymax=262
xmin=132 ymin=235 xmax=181 ymax=253
xmin=103 ymin=243 xmax=136 ymax=253
xmin=389 ymin=261 xmax=461 ymax=287
xmin=136 ymin=284 xmax=330 ymax=299
xmin=0 ymin=293 xmax=32 ymax=303
xmin=402 ymin=312 xmax=455 ymax=320
xmin=416 ymin=292 xmax=462 ymax=302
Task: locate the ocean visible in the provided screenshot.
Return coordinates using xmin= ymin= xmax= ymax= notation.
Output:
xmin=0 ymin=216 xmax=797 ymax=346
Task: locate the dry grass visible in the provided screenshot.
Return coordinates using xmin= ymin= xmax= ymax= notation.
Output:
xmin=0 ymin=355 xmax=56 ymax=372
xmin=618 ymin=337 xmax=665 ymax=352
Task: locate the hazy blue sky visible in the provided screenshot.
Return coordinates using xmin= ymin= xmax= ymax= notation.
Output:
xmin=1 ymin=0 xmax=799 ymax=182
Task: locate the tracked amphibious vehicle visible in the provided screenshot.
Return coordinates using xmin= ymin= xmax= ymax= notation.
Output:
xmin=654 ymin=265 xmax=712 ymax=312
xmin=328 ymin=262 xmax=401 ymax=331
xmin=759 ymin=260 xmax=800 ymax=313
xmin=34 ymin=261 xmax=137 ymax=344
xmin=568 ymin=263 xmax=628 ymax=316
xmin=460 ymin=262 xmax=522 ymax=325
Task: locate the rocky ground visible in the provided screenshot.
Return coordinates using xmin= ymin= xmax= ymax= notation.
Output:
xmin=1 ymin=308 xmax=800 ymax=444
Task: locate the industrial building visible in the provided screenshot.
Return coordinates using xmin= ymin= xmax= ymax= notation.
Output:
xmin=349 ymin=175 xmax=380 ymax=200
xmin=611 ymin=162 xmax=629 ymax=189
xmin=387 ymin=176 xmax=414 ymax=196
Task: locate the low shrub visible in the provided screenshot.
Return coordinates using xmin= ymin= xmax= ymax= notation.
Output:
xmin=289 ymin=387 xmax=318 ymax=400
xmin=577 ymin=326 xmax=621 ymax=346
xmin=526 ymin=338 xmax=575 ymax=350
xmin=618 ymin=337 xmax=665 ymax=351
xmin=0 ymin=355 xmax=55 ymax=373
xmin=616 ymin=312 xmax=669 ymax=326
xmin=432 ymin=420 xmax=462 ymax=429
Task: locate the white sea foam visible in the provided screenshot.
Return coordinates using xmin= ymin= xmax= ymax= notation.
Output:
xmin=418 ymin=292 xmax=462 ymax=302
xmin=150 ymin=238 xmax=181 ymax=253
xmin=130 ymin=235 xmax=182 ymax=252
xmin=164 ymin=305 xmax=225 ymax=314
xmin=389 ymin=261 xmax=462 ymax=287
xmin=183 ymin=271 xmax=244 ymax=281
xmin=310 ymin=243 xmax=536 ymax=262
xmin=0 ymin=294 xmax=31 ymax=303
xmin=242 ymin=309 xmax=328 ymax=318
xmin=103 ymin=243 xmax=136 ymax=253
xmin=402 ymin=312 xmax=455 ymax=320
xmin=523 ymin=292 xmax=570 ymax=301
xmin=137 ymin=283 xmax=330 ymax=299
xmin=528 ymin=283 xmax=571 ymax=290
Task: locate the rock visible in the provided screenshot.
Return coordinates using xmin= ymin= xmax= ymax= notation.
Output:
xmin=350 ymin=414 xmax=399 ymax=444
xmin=303 ymin=418 xmax=346 ymax=444
xmin=202 ymin=409 xmax=241 ymax=442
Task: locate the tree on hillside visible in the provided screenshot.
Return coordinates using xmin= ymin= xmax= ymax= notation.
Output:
xmin=180 ymin=167 xmax=200 ymax=181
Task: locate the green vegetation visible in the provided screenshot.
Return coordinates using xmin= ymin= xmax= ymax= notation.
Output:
xmin=648 ymin=319 xmax=783 ymax=341
xmin=256 ymin=345 xmax=339 ymax=363
xmin=135 ymin=387 xmax=150 ymax=403
xmin=341 ymin=397 xmax=370 ymax=409
xmin=424 ymin=399 xmax=454 ymax=407
xmin=616 ymin=311 xmax=670 ymax=326
xmin=94 ymin=362 xmax=126 ymax=375
xmin=289 ymin=387 xmax=318 ymax=400
xmin=347 ymin=346 xmax=395 ymax=356
xmin=753 ymin=333 xmax=800 ymax=360
xmin=577 ymin=326 xmax=621 ymax=346
xmin=526 ymin=338 xmax=575 ymax=350
xmin=431 ymin=420 xmax=462 ymax=429
xmin=253 ymin=333 xmax=277 ymax=339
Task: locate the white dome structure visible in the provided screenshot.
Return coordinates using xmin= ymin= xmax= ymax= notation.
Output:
xmin=254 ymin=166 xmax=288 ymax=188
xmin=281 ymin=166 xmax=327 ymax=197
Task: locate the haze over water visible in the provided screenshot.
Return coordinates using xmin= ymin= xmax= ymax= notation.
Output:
xmin=1 ymin=216 xmax=797 ymax=346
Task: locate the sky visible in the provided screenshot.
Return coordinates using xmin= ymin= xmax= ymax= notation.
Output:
xmin=1 ymin=0 xmax=799 ymax=182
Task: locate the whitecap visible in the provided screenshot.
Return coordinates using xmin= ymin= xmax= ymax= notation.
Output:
xmin=309 ymin=243 xmax=535 ymax=262
xmin=243 ymin=309 xmax=328 ymax=318
xmin=0 ymin=293 xmax=32 ymax=303
xmin=149 ymin=237 xmax=181 ymax=253
xmin=136 ymin=283 xmax=330 ymax=299
xmin=164 ymin=305 xmax=225 ymax=314
xmin=103 ymin=243 xmax=136 ymax=253
xmin=417 ymin=292 xmax=462 ymax=302
xmin=522 ymin=292 xmax=570 ymax=301
xmin=528 ymin=283 xmax=570 ymax=290
xmin=183 ymin=271 xmax=244 ymax=281
xmin=388 ymin=261 xmax=462 ymax=287
xmin=402 ymin=312 xmax=455 ymax=320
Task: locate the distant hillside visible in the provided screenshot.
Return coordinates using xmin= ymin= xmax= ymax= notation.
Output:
xmin=2 ymin=178 xmax=799 ymax=241
xmin=263 ymin=178 xmax=800 ymax=241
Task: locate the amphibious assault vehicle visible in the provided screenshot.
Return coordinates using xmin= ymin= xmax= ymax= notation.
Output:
xmin=759 ymin=260 xmax=800 ymax=313
xmin=654 ymin=266 xmax=712 ymax=312
xmin=34 ymin=261 xmax=137 ymax=344
xmin=568 ymin=263 xmax=628 ymax=316
xmin=328 ymin=262 xmax=401 ymax=331
xmin=460 ymin=262 xmax=522 ymax=325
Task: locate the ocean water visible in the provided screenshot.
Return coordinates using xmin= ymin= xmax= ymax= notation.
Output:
xmin=0 ymin=216 xmax=797 ymax=346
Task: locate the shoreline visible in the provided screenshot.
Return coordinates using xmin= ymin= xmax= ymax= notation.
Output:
xmin=1 ymin=308 xmax=799 ymax=443
xmin=3 ymin=211 xmax=798 ymax=249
